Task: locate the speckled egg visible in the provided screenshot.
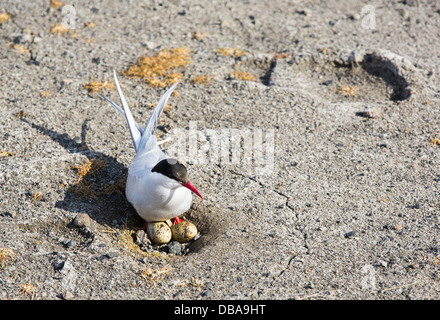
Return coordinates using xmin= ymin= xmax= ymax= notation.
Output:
xmin=171 ymin=221 xmax=198 ymax=243
xmin=147 ymin=222 xmax=172 ymax=245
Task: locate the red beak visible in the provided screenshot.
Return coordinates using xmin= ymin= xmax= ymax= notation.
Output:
xmin=181 ymin=181 xmax=203 ymax=199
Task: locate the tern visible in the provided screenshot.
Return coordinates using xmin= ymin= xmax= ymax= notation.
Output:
xmin=101 ymin=71 xmax=202 ymax=226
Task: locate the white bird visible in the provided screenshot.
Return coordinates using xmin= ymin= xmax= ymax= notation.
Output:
xmin=101 ymin=71 xmax=202 ymax=227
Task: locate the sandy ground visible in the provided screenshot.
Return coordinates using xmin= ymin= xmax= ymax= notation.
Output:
xmin=1 ymin=0 xmax=440 ymax=300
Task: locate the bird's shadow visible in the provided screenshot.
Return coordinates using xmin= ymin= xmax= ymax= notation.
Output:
xmin=21 ymin=118 xmax=142 ymax=228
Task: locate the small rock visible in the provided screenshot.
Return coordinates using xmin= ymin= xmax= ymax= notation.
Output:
xmin=344 ymin=230 xmax=357 ymax=239
xmin=201 ymin=289 xmax=211 ymax=297
xmin=13 ymin=36 xmax=23 ymax=44
xmin=96 ymin=255 xmax=106 ymax=261
xmin=1 ymin=211 xmax=16 ymax=218
xmin=105 ymin=252 xmax=119 ymax=259
xmin=61 ymin=239 xmax=76 ymax=248
xmin=33 ymin=36 xmax=43 ymax=43
xmin=22 ymin=34 xmax=33 ymax=43
xmin=62 ymin=291 xmax=74 ymax=300
xmin=72 ymin=213 xmax=91 ymax=228
xmin=135 ymin=229 xmax=151 ymax=246
xmin=168 ymin=241 xmax=182 ymax=255
xmin=355 ymin=108 xmax=379 ymax=118
xmin=53 ymin=260 xmax=65 ymax=271
xmin=304 ymin=282 xmax=314 ymax=289
xmin=378 ymin=260 xmax=388 ymax=268
xmin=53 ymin=259 xmax=73 ymax=273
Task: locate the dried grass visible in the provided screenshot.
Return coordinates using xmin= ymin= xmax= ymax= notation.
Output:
xmin=140 ymin=266 xmax=172 ymax=285
xmin=0 ymin=248 xmax=16 ymax=268
xmin=19 ymin=283 xmax=37 ymax=299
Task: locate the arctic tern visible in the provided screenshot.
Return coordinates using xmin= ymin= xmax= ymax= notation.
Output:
xmin=101 ymin=71 xmax=202 ymax=226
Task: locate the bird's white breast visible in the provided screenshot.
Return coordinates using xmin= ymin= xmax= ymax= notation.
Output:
xmin=125 ymin=171 xmax=193 ymax=222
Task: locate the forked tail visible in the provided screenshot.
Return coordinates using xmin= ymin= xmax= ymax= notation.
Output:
xmin=100 ymin=70 xmax=178 ymax=154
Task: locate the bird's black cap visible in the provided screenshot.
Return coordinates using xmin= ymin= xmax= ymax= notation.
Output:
xmin=151 ymin=158 xmax=188 ymax=184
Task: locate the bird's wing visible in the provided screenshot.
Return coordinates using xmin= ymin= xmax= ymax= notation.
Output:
xmin=136 ymin=82 xmax=178 ymax=154
xmin=113 ymin=70 xmax=142 ymax=152
xmin=100 ymin=94 xmax=144 ymax=134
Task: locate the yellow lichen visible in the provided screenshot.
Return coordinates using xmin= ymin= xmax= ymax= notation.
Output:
xmin=32 ymin=192 xmax=43 ymax=203
xmin=124 ymin=47 xmax=191 ymax=88
xmin=13 ymin=44 xmax=29 ymax=54
xmin=0 ymin=248 xmax=15 ymax=268
xmin=214 ymin=47 xmax=247 ymax=58
xmin=40 ymin=91 xmax=52 ymax=98
xmin=84 ymin=21 xmax=96 ymax=28
xmin=192 ymin=31 xmax=206 ymax=41
xmin=0 ymin=151 xmax=14 ymax=158
xmin=50 ymin=24 xmax=71 ymax=35
xmin=70 ymin=158 xmax=106 ymax=199
xmin=19 ymin=283 xmax=37 ymax=299
xmin=50 ymin=0 xmax=63 ymax=8
xmin=102 ymin=225 xmax=152 ymax=258
xmin=15 ymin=110 xmax=28 ymax=118
xmin=0 ymin=13 xmax=11 ymax=24
xmin=274 ymin=52 xmax=290 ymax=59
xmin=335 ymin=86 xmax=358 ymax=96
xmin=83 ymin=80 xmax=114 ymax=93
xmin=229 ymin=70 xmax=255 ymax=81
xmin=72 ymin=158 xmax=106 ymax=183
xmin=191 ymin=75 xmax=212 ymax=85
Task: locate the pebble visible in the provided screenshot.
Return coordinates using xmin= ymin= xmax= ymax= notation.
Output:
xmin=378 ymin=260 xmax=388 ymax=268
xmin=201 ymin=289 xmax=211 ymax=297
xmin=355 ymin=108 xmax=379 ymax=119
xmin=135 ymin=229 xmax=151 ymax=246
xmin=72 ymin=213 xmax=91 ymax=228
xmin=168 ymin=241 xmax=182 ymax=255
xmin=1 ymin=211 xmax=16 ymax=218
xmin=344 ymin=230 xmax=357 ymax=239
xmin=62 ymin=291 xmax=74 ymax=300
xmin=60 ymin=239 xmax=76 ymax=248
xmin=105 ymin=252 xmax=119 ymax=259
